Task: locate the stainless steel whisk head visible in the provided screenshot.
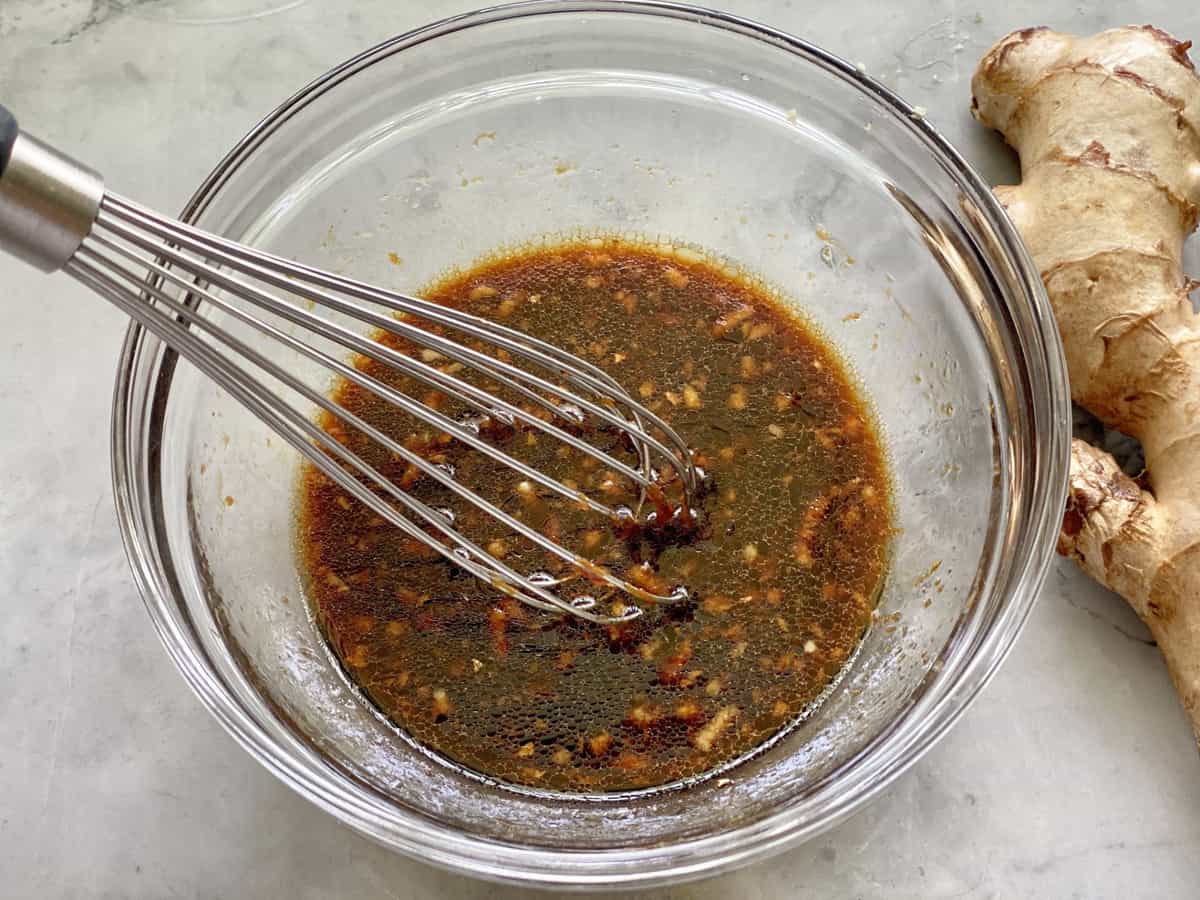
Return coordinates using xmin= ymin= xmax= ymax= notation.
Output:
xmin=0 ymin=108 xmax=701 ymax=623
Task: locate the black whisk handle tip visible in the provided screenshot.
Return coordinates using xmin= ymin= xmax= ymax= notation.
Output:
xmin=0 ymin=103 xmax=17 ymax=178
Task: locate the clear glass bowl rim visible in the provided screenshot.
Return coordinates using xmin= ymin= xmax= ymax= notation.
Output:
xmin=109 ymin=0 xmax=1071 ymax=888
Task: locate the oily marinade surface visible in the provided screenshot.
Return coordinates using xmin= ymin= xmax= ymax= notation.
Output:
xmin=300 ymin=239 xmax=891 ymax=792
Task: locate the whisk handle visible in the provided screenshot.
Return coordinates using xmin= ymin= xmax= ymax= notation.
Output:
xmin=0 ymin=103 xmax=104 ymax=273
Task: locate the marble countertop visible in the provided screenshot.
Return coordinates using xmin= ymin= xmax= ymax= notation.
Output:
xmin=2 ymin=1 xmax=1199 ymax=896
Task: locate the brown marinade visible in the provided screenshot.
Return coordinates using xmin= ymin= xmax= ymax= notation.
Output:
xmin=299 ymin=237 xmax=892 ymax=792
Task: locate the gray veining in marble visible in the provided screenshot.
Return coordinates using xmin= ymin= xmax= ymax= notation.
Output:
xmin=2 ymin=1 xmax=1199 ymax=897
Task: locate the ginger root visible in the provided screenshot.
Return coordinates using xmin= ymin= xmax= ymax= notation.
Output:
xmin=973 ymin=26 xmax=1200 ymax=742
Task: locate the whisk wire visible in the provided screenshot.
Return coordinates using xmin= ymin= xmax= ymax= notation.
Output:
xmin=60 ymin=192 xmax=706 ymax=622
xmin=74 ymin=238 xmax=684 ymax=612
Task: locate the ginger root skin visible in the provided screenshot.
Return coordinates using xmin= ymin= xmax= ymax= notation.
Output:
xmin=973 ymin=25 xmax=1200 ymax=742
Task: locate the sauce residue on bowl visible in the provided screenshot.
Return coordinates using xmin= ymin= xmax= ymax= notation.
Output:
xmin=299 ymin=237 xmax=892 ymax=792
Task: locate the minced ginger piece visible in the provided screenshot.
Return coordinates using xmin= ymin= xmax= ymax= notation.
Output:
xmin=587 ymin=731 xmax=613 ymax=756
xmin=692 ymin=706 xmax=739 ymax=752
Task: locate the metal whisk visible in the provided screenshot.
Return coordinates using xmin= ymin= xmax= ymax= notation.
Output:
xmin=0 ymin=106 xmax=701 ymax=623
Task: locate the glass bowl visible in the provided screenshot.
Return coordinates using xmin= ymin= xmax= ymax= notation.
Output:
xmin=111 ymin=1 xmax=1070 ymax=889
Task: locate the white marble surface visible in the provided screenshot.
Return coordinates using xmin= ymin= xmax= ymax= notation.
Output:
xmin=2 ymin=1 xmax=1199 ymax=896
